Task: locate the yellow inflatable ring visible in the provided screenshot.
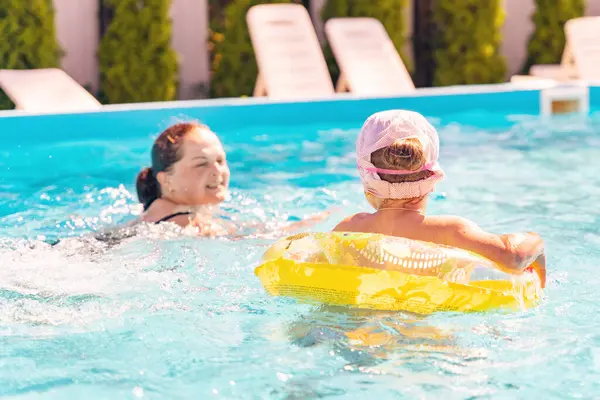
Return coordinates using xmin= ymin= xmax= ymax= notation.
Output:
xmin=255 ymin=232 xmax=543 ymax=314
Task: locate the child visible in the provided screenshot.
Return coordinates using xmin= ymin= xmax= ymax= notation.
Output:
xmin=333 ymin=110 xmax=546 ymax=287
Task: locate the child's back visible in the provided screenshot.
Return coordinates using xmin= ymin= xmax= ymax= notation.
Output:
xmin=335 ymin=110 xmax=546 ymax=286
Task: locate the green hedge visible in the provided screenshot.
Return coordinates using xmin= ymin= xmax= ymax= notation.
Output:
xmin=98 ymin=0 xmax=178 ymax=104
xmin=0 ymin=0 xmax=62 ymax=109
xmin=321 ymin=0 xmax=410 ymax=86
xmin=522 ymin=0 xmax=585 ymax=73
xmin=431 ymin=0 xmax=506 ymax=86
xmin=209 ymin=0 xmax=297 ymax=98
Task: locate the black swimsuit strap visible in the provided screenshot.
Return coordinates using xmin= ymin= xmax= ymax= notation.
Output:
xmin=156 ymin=211 xmax=192 ymax=224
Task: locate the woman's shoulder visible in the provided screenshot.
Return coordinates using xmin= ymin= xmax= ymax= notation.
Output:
xmin=141 ymin=199 xmax=192 ymax=226
xmin=140 ymin=198 xmax=170 ymax=223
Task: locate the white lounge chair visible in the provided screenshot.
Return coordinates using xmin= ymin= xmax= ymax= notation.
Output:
xmin=0 ymin=68 xmax=101 ymax=113
xmin=512 ymin=16 xmax=600 ymax=83
xmin=246 ymin=4 xmax=335 ymax=100
xmin=324 ymin=17 xmax=415 ymax=96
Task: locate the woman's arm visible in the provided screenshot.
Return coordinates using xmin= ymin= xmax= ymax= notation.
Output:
xmin=226 ymin=208 xmax=338 ymax=240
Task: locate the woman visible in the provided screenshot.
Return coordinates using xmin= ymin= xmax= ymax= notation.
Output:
xmin=136 ymin=121 xmax=331 ymax=237
xmin=136 ymin=122 xmax=230 ymax=234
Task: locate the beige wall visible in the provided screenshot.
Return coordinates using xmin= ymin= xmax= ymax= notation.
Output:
xmin=54 ymin=0 xmax=210 ymax=100
xmin=52 ymin=0 xmax=599 ymax=99
xmin=54 ymin=0 xmax=99 ymax=92
xmin=171 ymin=0 xmax=210 ymax=99
xmin=587 ymin=0 xmax=600 ymax=16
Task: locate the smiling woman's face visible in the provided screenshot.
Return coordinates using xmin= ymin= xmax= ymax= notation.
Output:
xmin=157 ymin=127 xmax=230 ymax=206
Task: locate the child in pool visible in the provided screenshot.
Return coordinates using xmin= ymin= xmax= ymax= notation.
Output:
xmin=333 ymin=110 xmax=547 ymax=287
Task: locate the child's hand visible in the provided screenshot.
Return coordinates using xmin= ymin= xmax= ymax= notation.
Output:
xmin=526 ymin=253 xmax=546 ymax=289
xmin=509 ymin=232 xmax=546 ymax=288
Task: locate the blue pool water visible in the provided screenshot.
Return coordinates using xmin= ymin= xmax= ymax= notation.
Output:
xmin=1 ymin=103 xmax=600 ymax=398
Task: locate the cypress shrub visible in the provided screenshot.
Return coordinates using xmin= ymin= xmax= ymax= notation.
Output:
xmin=431 ymin=0 xmax=506 ymax=86
xmin=522 ymin=0 xmax=585 ymax=73
xmin=98 ymin=0 xmax=179 ymax=104
xmin=0 ymin=0 xmax=62 ymax=109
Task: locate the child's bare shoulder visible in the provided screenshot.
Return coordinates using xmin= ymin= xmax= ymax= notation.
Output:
xmin=426 ymin=215 xmax=480 ymax=232
xmin=333 ymin=212 xmax=371 ymax=232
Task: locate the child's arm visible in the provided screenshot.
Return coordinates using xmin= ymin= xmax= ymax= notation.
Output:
xmin=442 ymin=217 xmax=546 ymax=287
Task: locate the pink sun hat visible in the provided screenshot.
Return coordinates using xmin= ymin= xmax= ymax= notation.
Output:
xmin=356 ymin=110 xmax=445 ymax=199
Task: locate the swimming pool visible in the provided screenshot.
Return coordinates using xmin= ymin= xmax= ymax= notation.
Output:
xmin=1 ymin=85 xmax=600 ymax=398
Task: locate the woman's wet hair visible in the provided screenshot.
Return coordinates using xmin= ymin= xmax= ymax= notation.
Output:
xmin=136 ymin=122 xmax=207 ymax=210
xmin=370 ymin=138 xmax=434 ymax=184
